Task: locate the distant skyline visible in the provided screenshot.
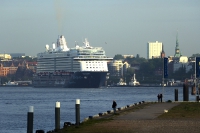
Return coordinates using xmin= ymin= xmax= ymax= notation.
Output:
xmin=0 ymin=0 xmax=200 ymax=58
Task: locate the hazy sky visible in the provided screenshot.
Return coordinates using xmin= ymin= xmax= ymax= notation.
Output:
xmin=0 ymin=0 xmax=200 ymax=58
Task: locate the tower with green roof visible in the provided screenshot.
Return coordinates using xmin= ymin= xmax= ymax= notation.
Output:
xmin=174 ymin=33 xmax=182 ymax=57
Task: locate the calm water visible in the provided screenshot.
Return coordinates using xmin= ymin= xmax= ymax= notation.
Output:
xmin=0 ymin=86 xmax=195 ymax=133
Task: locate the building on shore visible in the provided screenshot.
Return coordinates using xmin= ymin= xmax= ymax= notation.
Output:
xmin=0 ymin=54 xmax=12 ymax=60
xmin=147 ymin=41 xmax=163 ymax=59
xmin=8 ymin=53 xmax=25 ymax=58
xmin=108 ymin=60 xmax=124 ymax=77
xmin=0 ymin=61 xmax=19 ymax=76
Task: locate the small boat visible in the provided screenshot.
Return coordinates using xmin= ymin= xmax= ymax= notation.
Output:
xmin=116 ymin=78 xmax=128 ymax=87
xmin=129 ymin=74 xmax=140 ymax=86
xmin=5 ymin=81 xmax=18 ymax=86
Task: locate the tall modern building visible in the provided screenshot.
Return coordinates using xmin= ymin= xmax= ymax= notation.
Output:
xmin=147 ymin=41 xmax=163 ymax=59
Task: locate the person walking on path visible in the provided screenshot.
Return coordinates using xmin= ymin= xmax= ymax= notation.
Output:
xmin=160 ymin=94 xmax=163 ymax=102
xmin=157 ymin=94 xmax=160 ymax=102
xmin=112 ymin=100 xmax=117 ymax=114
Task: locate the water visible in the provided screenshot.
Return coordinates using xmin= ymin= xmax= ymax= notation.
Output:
xmin=0 ymin=86 xmax=196 ymax=133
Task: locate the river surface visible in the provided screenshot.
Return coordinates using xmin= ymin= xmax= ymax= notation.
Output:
xmin=0 ymin=86 xmax=196 ymax=133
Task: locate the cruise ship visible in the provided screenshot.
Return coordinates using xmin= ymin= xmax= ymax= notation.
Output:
xmin=32 ymin=35 xmax=113 ymax=88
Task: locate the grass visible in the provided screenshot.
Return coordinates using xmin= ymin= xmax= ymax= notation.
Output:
xmin=158 ymin=102 xmax=200 ymax=119
xmin=60 ymin=118 xmax=114 ymax=133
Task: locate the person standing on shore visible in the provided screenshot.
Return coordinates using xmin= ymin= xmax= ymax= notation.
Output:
xmin=160 ymin=94 xmax=163 ymax=102
xmin=112 ymin=100 xmax=117 ymax=114
xmin=157 ymin=94 xmax=160 ymax=102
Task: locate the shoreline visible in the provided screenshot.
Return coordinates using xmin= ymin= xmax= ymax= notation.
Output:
xmin=0 ymin=85 xmax=32 ymax=87
xmin=60 ymin=102 xmax=200 ymax=133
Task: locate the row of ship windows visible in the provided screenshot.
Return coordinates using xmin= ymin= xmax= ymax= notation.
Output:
xmin=37 ymin=67 xmax=79 ymax=69
xmin=37 ymin=63 xmax=80 ymax=67
xmin=38 ymin=61 xmax=79 ymax=63
xmin=37 ymin=65 xmax=79 ymax=67
xmin=86 ymin=62 xmax=104 ymax=63
xmin=38 ymin=59 xmax=72 ymax=61
xmin=86 ymin=67 xmax=105 ymax=69
xmin=38 ymin=62 xmax=72 ymax=64
xmin=38 ymin=64 xmax=78 ymax=65
xmin=37 ymin=68 xmax=75 ymax=70
xmin=38 ymin=60 xmax=70 ymax=62
xmin=86 ymin=64 xmax=104 ymax=66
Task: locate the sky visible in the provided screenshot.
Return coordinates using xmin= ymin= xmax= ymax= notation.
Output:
xmin=0 ymin=0 xmax=200 ymax=58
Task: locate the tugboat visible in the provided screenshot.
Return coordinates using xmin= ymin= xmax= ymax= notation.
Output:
xmin=116 ymin=78 xmax=128 ymax=87
xmin=129 ymin=74 xmax=140 ymax=86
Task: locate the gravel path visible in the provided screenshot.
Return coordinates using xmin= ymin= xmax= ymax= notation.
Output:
xmin=115 ymin=102 xmax=179 ymax=120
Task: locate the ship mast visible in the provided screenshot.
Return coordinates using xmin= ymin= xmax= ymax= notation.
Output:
xmin=83 ymin=38 xmax=90 ymax=48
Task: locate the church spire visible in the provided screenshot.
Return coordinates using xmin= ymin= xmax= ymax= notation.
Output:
xmin=161 ymin=44 xmax=165 ymax=58
xmin=174 ymin=32 xmax=181 ymax=57
xmin=176 ymin=32 xmax=179 ymax=47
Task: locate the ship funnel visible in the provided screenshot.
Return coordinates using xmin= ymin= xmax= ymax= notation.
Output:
xmin=45 ymin=44 xmax=49 ymax=51
xmin=57 ymin=35 xmax=69 ymax=51
xmin=52 ymin=43 xmax=56 ymax=50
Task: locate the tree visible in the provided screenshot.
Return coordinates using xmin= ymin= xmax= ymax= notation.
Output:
xmin=127 ymin=67 xmax=135 ymax=75
xmin=113 ymin=54 xmax=124 ymax=60
xmin=186 ymin=62 xmax=195 ymax=78
xmin=172 ymin=65 xmax=187 ymax=80
xmin=124 ymin=67 xmax=135 ymax=83
xmin=124 ymin=56 xmax=147 ymax=65
xmin=137 ymin=58 xmax=163 ymax=84
xmin=191 ymin=53 xmax=200 ymax=57
xmin=15 ymin=66 xmax=34 ymax=80
xmin=12 ymin=56 xmax=37 ymax=62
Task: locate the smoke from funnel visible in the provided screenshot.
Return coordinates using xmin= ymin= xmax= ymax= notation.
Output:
xmin=54 ymin=0 xmax=64 ymax=34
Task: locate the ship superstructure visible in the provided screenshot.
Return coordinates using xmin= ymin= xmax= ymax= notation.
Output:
xmin=129 ymin=74 xmax=140 ymax=86
xmin=33 ymin=35 xmax=112 ymax=88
